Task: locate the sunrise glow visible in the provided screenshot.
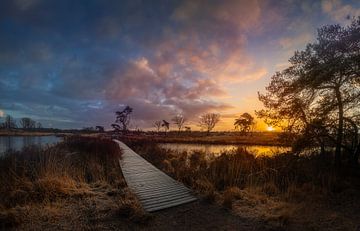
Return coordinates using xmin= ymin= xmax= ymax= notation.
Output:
xmin=266 ymin=126 xmax=275 ymax=132
xmin=1 ymin=0 xmax=358 ymax=130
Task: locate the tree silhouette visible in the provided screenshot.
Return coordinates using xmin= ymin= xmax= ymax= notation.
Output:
xmin=154 ymin=121 xmax=162 ymax=132
xmin=114 ymin=106 xmax=133 ymax=132
xmin=172 ymin=114 xmax=186 ymax=132
xmin=161 ymin=120 xmax=170 ymax=132
xmin=2 ymin=115 xmax=17 ymax=129
xmin=184 ymin=126 xmax=191 ymax=132
xmin=111 ymin=123 xmax=121 ymax=132
xmin=198 ymin=113 xmax=220 ymax=134
xmin=36 ymin=122 xmax=42 ymax=129
xmin=234 ymin=113 xmax=255 ymax=134
xmin=95 ymin=126 xmax=105 ymax=132
xmin=20 ymin=117 xmax=36 ymax=129
xmin=257 ymin=17 xmax=360 ymax=167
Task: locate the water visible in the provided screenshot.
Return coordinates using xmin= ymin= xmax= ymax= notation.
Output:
xmin=0 ymin=136 xmax=62 ymax=154
xmin=158 ymin=143 xmax=290 ymax=156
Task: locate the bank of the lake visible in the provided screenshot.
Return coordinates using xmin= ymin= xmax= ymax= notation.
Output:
xmin=114 ymin=131 xmax=285 ymax=146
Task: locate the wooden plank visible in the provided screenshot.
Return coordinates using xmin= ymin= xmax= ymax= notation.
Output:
xmin=142 ymin=195 xmax=196 ymax=208
xmin=126 ymin=176 xmax=177 ymax=184
xmin=145 ymin=197 xmax=198 ymax=212
xmin=134 ymin=185 xmax=189 ymax=195
xmin=140 ymin=191 xmax=194 ymax=204
xmin=114 ymin=140 xmax=197 ymax=212
xmin=144 ymin=196 xmax=198 ymax=209
xmin=133 ymin=183 xmax=188 ymax=191
xmin=126 ymin=178 xmax=175 ymax=185
xmin=124 ymin=177 xmax=178 ymax=186
xmin=137 ymin=189 xmax=191 ymax=199
xmin=129 ymin=184 xmax=182 ymax=192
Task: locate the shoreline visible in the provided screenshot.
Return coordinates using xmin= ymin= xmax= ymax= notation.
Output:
xmin=115 ymin=132 xmax=287 ymax=146
xmin=0 ymin=131 xmax=288 ymax=146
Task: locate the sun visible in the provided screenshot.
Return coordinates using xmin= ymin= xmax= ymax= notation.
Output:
xmin=266 ymin=126 xmax=275 ymax=132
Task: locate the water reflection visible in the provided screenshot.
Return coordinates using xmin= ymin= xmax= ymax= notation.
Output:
xmin=0 ymin=136 xmax=62 ymax=154
xmin=158 ymin=143 xmax=290 ymax=156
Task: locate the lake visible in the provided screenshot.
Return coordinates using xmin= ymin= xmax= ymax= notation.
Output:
xmin=0 ymin=136 xmax=62 ymax=154
xmin=158 ymin=143 xmax=290 ymax=156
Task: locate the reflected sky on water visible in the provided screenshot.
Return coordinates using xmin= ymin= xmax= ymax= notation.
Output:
xmin=0 ymin=136 xmax=62 ymax=154
xmin=158 ymin=143 xmax=290 ymax=157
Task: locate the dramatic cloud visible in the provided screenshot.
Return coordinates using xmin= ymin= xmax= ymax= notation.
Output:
xmin=0 ymin=0 xmax=359 ymax=129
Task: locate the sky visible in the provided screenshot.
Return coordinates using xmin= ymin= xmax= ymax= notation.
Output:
xmin=0 ymin=0 xmax=359 ymax=131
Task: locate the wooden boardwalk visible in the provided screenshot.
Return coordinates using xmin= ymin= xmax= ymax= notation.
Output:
xmin=114 ymin=140 xmax=197 ymax=212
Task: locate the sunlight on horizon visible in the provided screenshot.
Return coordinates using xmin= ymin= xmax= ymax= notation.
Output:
xmin=266 ymin=126 xmax=275 ymax=132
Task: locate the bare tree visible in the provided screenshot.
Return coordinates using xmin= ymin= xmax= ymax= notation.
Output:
xmin=198 ymin=113 xmax=220 ymax=134
xmin=20 ymin=117 xmax=36 ymax=129
xmin=154 ymin=120 xmax=162 ymax=132
xmin=95 ymin=126 xmax=105 ymax=132
xmin=2 ymin=115 xmax=17 ymax=129
xmin=161 ymin=120 xmax=170 ymax=132
xmin=36 ymin=122 xmax=42 ymax=129
xmin=82 ymin=127 xmax=95 ymax=131
xmin=172 ymin=114 xmax=186 ymax=132
xmin=113 ymin=106 xmax=133 ymax=132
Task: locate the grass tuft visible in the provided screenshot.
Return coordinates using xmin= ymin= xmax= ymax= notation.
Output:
xmin=222 ymin=187 xmax=243 ymax=209
xmin=116 ymin=189 xmax=152 ymax=224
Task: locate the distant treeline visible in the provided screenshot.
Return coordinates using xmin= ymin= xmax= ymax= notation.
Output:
xmin=0 ymin=115 xmax=105 ymax=133
xmin=0 ymin=115 xmax=42 ymax=130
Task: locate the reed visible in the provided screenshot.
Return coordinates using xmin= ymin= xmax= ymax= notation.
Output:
xmin=0 ymin=136 xmax=147 ymax=229
xmin=126 ymin=140 xmax=344 ymax=202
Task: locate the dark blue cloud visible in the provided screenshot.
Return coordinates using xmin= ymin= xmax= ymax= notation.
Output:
xmin=0 ymin=0 xmax=231 ymax=129
xmin=0 ymin=0 xmax=358 ymax=129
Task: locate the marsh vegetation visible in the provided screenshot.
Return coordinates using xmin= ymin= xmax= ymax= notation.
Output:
xmin=126 ymin=140 xmax=360 ymax=230
xmin=0 ymin=137 xmax=146 ymax=230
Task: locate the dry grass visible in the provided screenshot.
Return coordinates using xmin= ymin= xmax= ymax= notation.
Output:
xmin=126 ymin=140 xmax=360 ymax=230
xmin=0 ymin=137 xmax=121 ymax=207
xmin=0 ymin=136 xmax=147 ymax=229
xmin=127 ymin=140 xmax=341 ymax=194
xmin=2 ymin=135 xmax=359 ymax=230
xmin=222 ymin=187 xmax=243 ymax=208
xmin=115 ymin=188 xmax=152 ymax=224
